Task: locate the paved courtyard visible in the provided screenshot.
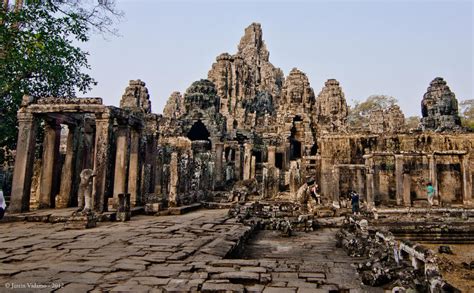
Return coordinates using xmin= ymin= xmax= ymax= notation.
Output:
xmin=0 ymin=209 xmax=373 ymax=292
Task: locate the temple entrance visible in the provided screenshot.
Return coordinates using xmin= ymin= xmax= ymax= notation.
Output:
xmin=290 ymin=139 xmax=301 ymax=160
xmin=437 ymin=162 xmax=463 ymax=204
xmin=275 ymin=153 xmax=284 ymax=169
xmin=187 ymin=120 xmax=210 ymax=141
xmin=188 ymin=120 xmax=211 ymax=151
xmin=289 ymin=115 xmax=304 ymax=160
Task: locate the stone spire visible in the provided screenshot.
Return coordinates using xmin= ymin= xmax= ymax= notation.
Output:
xmin=421 ymin=77 xmax=462 ymax=131
xmin=163 ymin=91 xmax=185 ymax=119
xmin=120 ymin=79 xmax=151 ymax=113
xmin=280 ymin=68 xmax=315 ymax=113
xmin=237 ymin=22 xmax=270 ymax=64
xmin=207 ymin=23 xmax=284 ymax=131
xmin=314 ymin=79 xmax=349 ymax=133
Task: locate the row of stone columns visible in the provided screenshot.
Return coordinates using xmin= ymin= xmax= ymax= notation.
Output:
xmin=369 ymin=153 xmax=472 ymax=207
xmin=111 ymin=124 xmax=142 ymax=208
xmin=10 ymin=111 xmax=115 ymax=213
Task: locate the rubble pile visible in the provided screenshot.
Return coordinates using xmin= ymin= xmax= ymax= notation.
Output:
xmin=336 ymin=217 xmax=460 ymax=291
xmin=228 ymin=201 xmax=316 ymax=233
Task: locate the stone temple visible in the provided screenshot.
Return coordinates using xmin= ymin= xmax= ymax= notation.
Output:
xmin=2 ymin=23 xmax=473 ymax=292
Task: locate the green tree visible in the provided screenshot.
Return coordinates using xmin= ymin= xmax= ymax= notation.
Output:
xmin=347 ymin=95 xmax=398 ymax=129
xmin=0 ymin=0 xmax=121 ymax=163
xmin=459 ymin=99 xmax=474 ymax=130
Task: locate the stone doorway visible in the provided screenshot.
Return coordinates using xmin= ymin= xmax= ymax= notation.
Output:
xmin=187 ymin=120 xmax=211 ymax=150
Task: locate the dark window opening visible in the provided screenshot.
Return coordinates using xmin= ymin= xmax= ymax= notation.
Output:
xmin=310 ymin=144 xmax=318 ymax=155
xmin=253 ymin=150 xmax=262 ymax=163
xmin=187 ymin=120 xmax=210 ymax=141
xmin=233 ymin=120 xmax=238 ymax=129
xmin=275 ymin=153 xmax=284 ymax=169
xmin=293 ymin=115 xmax=303 ymax=122
xmin=225 ymin=147 xmax=236 ymax=161
xmin=290 ymin=139 xmax=302 ymax=160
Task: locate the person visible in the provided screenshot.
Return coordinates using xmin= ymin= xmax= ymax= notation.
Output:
xmin=310 ymin=183 xmax=321 ymax=205
xmin=350 ymin=190 xmax=360 ymax=215
xmin=0 ymin=187 xmax=6 ymax=220
xmin=426 ymin=182 xmax=435 ymax=207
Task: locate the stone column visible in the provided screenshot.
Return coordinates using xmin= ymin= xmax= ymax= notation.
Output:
xmin=128 ymin=129 xmax=140 ymax=207
xmin=214 ymin=142 xmax=224 ymax=186
xmin=169 ymin=152 xmax=178 ymax=207
xmin=262 ymin=167 xmax=268 ymax=199
xmin=235 ymin=146 xmax=242 ymax=180
xmin=289 ymin=161 xmax=299 ymax=195
xmin=10 ymin=112 xmax=38 ymax=213
xmin=364 ymin=154 xmax=375 ymax=208
xmin=92 ymin=113 xmax=111 ymax=212
xmin=39 ymin=121 xmax=60 ymax=209
xmin=319 ymin=157 xmax=332 ymax=200
xmin=356 ymin=168 xmax=364 ymax=196
xmin=267 ymin=146 xmax=276 ymax=167
xmin=332 ymin=166 xmax=340 ymax=206
xmin=243 ymin=143 xmax=252 ymax=180
xmin=395 ymin=154 xmax=404 ymax=206
xmin=113 ymin=125 xmax=130 ymax=202
xmin=428 ymin=154 xmax=438 ymax=203
xmin=250 ymin=155 xmax=256 ymax=179
xmin=403 ymin=173 xmax=411 ymax=207
xmin=154 ymin=151 xmax=163 ymax=195
xmin=461 ymin=154 xmax=472 ymax=205
xmin=57 ymin=125 xmax=77 ymax=208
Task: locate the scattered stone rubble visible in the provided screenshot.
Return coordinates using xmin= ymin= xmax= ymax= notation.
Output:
xmin=336 ymin=216 xmax=461 ymax=291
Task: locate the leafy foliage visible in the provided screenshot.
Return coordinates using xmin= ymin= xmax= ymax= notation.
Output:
xmin=347 ymin=95 xmax=398 ymax=129
xmin=459 ymin=99 xmax=474 ymax=130
xmin=0 ymin=1 xmax=120 ymax=163
xmin=405 ymin=116 xmax=420 ymax=130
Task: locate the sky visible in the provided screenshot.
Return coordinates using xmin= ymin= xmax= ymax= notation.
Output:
xmin=80 ymin=0 xmax=473 ymax=117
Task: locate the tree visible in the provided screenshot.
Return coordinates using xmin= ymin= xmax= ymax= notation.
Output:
xmin=405 ymin=116 xmax=420 ymax=130
xmin=459 ymin=99 xmax=474 ymax=130
xmin=0 ymin=0 xmax=121 ymax=163
xmin=347 ymin=95 xmax=398 ymax=129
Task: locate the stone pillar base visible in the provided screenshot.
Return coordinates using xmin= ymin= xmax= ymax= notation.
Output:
xmin=108 ymin=198 xmax=118 ymax=211
xmin=145 ymin=203 xmax=161 ymax=214
xmin=117 ymin=193 xmax=131 ymax=222
xmin=64 ymin=213 xmax=97 ymax=229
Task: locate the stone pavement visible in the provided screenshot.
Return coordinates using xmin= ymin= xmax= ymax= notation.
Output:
xmin=0 ymin=209 xmax=374 ymax=292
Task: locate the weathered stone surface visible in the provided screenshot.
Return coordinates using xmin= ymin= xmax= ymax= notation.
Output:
xmin=421 ymin=77 xmax=462 ymax=131
xmin=163 ymin=91 xmax=185 ymax=119
xmin=369 ymin=105 xmax=406 ymax=133
xmin=208 ymin=22 xmax=284 ymax=131
xmin=120 ymin=79 xmax=151 ymax=113
xmin=314 ymin=79 xmax=349 ymax=134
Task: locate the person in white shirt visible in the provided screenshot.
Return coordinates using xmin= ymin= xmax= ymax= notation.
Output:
xmin=0 ymin=188 xmax=6 ymax=220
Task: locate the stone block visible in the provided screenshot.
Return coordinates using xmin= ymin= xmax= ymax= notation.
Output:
xmin=64 ymin=214 xmax=97 ymax=229
xmin=201 ymin=282 xmax=244 ymax=292
xmin=145 ymin=203 xmax=161 ymax=214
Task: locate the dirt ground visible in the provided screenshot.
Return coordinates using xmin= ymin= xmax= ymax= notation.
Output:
xmin=424 ymin=244 xmax=474 ymax=293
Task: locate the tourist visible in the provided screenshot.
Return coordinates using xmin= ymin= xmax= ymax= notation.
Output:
xmin=350 ymin=191 xmax=360 ymax=215
xmin=0 ymin=187 xmax=6 ymax=220
xmin=426 ymin=182 xmax=435 ymax=207
xmin=310 ymin=183 xmax=321 ymax=205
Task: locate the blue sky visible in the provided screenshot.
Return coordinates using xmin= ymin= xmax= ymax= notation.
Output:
xmin=81 ymin=0 xmax=473 ymax=117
